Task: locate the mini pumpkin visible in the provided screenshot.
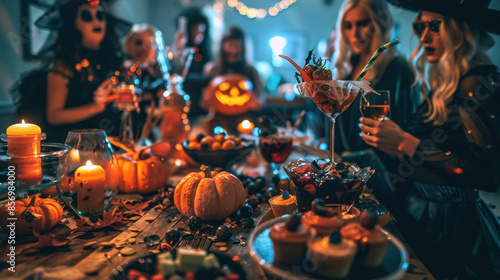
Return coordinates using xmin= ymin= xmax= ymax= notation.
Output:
xmin=110 ymin=138 xmax=173 ymax=194
xmin=0 ymin=195 xmax=63 ymax=235
xmin=203 ymin=74 xmax=262 ymax=116
xmin=174 ymin=165 xmax=246 ymax=221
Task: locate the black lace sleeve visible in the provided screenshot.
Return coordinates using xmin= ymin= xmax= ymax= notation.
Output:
xmin=407 ymin=66 xmax=500 ymax=192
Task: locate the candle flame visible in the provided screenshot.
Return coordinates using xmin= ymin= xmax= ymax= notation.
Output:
xmin=21 ymin=119 xmax=26 ymax=125
xmin=242 ymin=120 xmax=251 ymax=129
xmin=86 ymin=160 xmax=93 ymax=167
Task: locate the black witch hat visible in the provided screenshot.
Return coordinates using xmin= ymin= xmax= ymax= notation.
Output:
xmin=34 ymin=0 xmax=132 ymax=36
xmin=386 ymin=0 xmax=500 ymax=35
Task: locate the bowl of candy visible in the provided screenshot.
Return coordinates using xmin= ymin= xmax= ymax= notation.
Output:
xmin=283 ymin=158 xmax=374 ymax=212
xmin=182 ymin=133 xmax=255 ymax=169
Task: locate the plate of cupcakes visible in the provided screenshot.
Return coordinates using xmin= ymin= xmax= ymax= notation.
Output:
xmin=248 ymin=207 xmax=409 ymax=280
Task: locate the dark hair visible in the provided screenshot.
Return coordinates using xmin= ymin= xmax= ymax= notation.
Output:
xmin=54 ymin=3 xmax=123 ymax=70
xmin=175 ymin=7 xmax=212 ymax=62
xmin=212 ymin=26 xmax=252 ymax=76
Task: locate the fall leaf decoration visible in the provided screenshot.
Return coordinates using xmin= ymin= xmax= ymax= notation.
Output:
xmin=76 ymin=207 xmax=127 ymax=231
xmin=112 ymin=199 xmax=153 ymax=216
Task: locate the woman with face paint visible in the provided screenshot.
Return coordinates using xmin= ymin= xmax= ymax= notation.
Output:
xmin=31 ymin=0 xmax=130 ymax=142
xmin=360 ymin=1 xmax=500 ymax=278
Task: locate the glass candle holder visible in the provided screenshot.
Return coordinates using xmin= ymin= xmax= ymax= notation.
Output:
xmin=60 ymin=129 xmax=121 ymax=215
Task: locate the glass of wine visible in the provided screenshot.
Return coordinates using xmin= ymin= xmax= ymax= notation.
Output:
xmin=258 ymin=129 xmax=293 ymax=179
xmin=360 ymin=90 xmax=390 ymax=120
xmin=297 ymin=80 xmax=375 ymax=163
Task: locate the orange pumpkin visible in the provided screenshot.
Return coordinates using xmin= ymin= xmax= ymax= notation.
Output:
xmin=110 ymin=139 xmax=173 ymax=194
xmin=174 ymin=165 xmax=246 ymax=221
xmin=203 ymin=74 xmax=262 ymax=116
xmin=0 ymin=195 xmax=63 ymax=235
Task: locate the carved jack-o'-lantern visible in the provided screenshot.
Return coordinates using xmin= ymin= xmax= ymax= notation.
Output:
xmin=203 ymin=74 xmax=261 ymax=116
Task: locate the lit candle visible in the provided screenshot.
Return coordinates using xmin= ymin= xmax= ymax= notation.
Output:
xmin=6 ymin=120 xmax=42 ymax=182
xmin=237 ymin=120 xmax=255 ymax=135
xmin=74 ymin=160 xmax=106 ymax=213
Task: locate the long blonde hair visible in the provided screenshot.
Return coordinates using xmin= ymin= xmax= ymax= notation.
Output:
xmin=409 ymin=12 xmax=494 ymax=125
xmin=333 ymin=0 xmax=396 ymax=83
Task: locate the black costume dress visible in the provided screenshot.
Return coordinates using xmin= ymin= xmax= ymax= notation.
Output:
xmin=45 ymin=48 xmax=122 ymax=142
xmin=398 ymin=65 xmax=500 ymax=279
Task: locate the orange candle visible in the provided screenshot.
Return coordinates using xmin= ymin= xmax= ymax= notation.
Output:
xmin=6 ymin=120 xmax=42 ymax=182
xmin=237 ymin=120 xmax=255 ymax=135
xmin=74 ymin=160 xmax=106 ymax=213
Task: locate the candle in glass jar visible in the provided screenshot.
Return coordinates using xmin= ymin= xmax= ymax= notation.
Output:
xmin=75 ymin=160 xmax=106 ymax=213
xmin=6 ymin=120 xmax=42 ymax=182
xmin=237 ymin=120 xmax=255 ymax=135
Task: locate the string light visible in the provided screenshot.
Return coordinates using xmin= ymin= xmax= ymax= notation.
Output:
xmin=214 ymin=0 xmax=298 ymax=19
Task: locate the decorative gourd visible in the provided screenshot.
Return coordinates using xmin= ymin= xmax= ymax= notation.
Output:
xmin=0 ymin=195 xmax=63 ymax=235
xmin=174 ymin=165 xmax=246 ymax=221
xmin=203 ymin=74 xmax=262 ymax=116
xmin=110 ymin=138 xmax=172 ymax=194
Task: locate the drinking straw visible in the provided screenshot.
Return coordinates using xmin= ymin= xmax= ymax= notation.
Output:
xmin=355 ymin=39 xmax=400 ymax=81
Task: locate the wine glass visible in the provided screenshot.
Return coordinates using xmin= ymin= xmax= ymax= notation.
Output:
xmin=297 ymin=80 xmax=374 ymax=163
xmin=258 ymin=129 xmax=293 ymax=179
xmin=360 ymin=90 xmax=390 ymax=120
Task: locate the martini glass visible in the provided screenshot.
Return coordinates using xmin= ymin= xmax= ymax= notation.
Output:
xmin=297 ymin=80 xmax=374 ymax=163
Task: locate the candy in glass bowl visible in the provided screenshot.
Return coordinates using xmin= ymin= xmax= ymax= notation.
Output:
xmin=284 ymin=158 xmax=374 ymax=212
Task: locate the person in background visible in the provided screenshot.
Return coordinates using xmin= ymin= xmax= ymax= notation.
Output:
xmin=361 ymin=1 xmax=500 ymax=278
xmin=123 ymin=23 xmax=166 ymax=141
xmin=331 ymin=0 xmax=420 ymax=210
xmin=204 ymin=26 xmax=262 ymax=98
xmin=323 ymin=26 xmax=337 ymax=60
xmin=173 ymin=7 xmax=213 ymax=119
xmin=29 ymin=0 xmax=130 ymax=143
xmin=200 ymin=26 xmax=262 ymax=134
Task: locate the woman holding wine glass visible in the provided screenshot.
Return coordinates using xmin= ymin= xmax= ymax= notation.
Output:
xmin=361 ymin=0 xmax=500 ymax=278
xmin=331 ymin=0 xmax=419 ymax=211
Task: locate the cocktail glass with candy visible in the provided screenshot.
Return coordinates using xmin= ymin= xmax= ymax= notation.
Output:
xmin=284 ymin=158 xmax=374 ymax=212
xmin=296 ymin=80 xmax=375 ymax=163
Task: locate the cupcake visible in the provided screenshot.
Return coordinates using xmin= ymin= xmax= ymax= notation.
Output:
xmin=301 ymin=199 xmax=345 ymax=235
xmin=308 ymin=232 xmax=357 ymax=278
xmin=269 ymin=190 xmax=297 ymax=217
xmin=340 ymin=209 xmax=389 ymax=267
xmin=269 ymin=213 xmax=312 ymax=266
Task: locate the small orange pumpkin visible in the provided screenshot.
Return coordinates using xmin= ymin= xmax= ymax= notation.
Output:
xmin=110 ymin=139 xmax=173 ymax=194
xmin=174 ymin=165 xmax=246 ymax=221
xmin=0 ymin=195 xmax=63 ymax=235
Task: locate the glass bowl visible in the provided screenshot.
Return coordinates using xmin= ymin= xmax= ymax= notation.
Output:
xmin=182 ymin=139 xmax=255 ymax=169
xmin=0 ymin=143 xmax=70 ymax=194
xmin=284 ymin=158 xmax=374 ymax=212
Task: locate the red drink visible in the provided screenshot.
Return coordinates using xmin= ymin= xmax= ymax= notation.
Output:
xmin=259 ymin=137 xmax=293 ymax=164
xmin=361 ymin=104 xmax=390 ymax=120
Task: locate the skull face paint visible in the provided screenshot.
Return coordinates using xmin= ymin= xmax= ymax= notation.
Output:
xmin=75 ymin=4 xmax=106 ymax=49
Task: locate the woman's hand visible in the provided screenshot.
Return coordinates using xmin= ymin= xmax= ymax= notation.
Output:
xmin=359 ymin=117 xmax=421 ymax=157
xmin=93 ymin=79 xmax=114 ymax=112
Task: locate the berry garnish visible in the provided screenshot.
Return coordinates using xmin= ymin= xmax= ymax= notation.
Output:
xmin=285 ymin=213 xmax=301 ymax=231
xmin=282 ymin=190 xmax=290 ymax=200
xmin=359 ymin=209 xmax=378 ymax=229
xmin=329 ymin=232 xmax=341 ymax=244
xmin=312 ymin=198 xmax=328 ymax=216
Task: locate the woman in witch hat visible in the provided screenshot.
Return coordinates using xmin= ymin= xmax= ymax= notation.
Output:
xmin=359 ymin=0 xmax=500 ymax=278
xmin=17 ymin=0 xmax=131 ymax=142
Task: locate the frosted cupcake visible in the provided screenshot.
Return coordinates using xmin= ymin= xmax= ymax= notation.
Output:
xmin=269 ymin=190 xmax=297 ymax=217
xmin=340 ymin=209 xmax=389 ymax=267
xmin=269 ymin=213 xmax=312 ymax=266
xmin=301 ymin=199 xmax=345 ymax=235
xmin=308 ymin=232 xmax=357 ymax=278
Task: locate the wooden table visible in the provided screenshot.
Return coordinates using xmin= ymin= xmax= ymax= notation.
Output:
xmin=0 ymin=174 xmax=435 ymax=280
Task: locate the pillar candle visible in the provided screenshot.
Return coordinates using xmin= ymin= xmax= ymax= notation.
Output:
xmin=74 ymin=160 xmax=106 ymax=213
xmin=6 ymin=120 xmax=42 ymax=182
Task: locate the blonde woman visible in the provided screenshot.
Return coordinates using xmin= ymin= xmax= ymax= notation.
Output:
xmin=361 ymin=1 xmax=500 ymax=278
xmin=332 ymin=0 xmax=419 ymax=155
